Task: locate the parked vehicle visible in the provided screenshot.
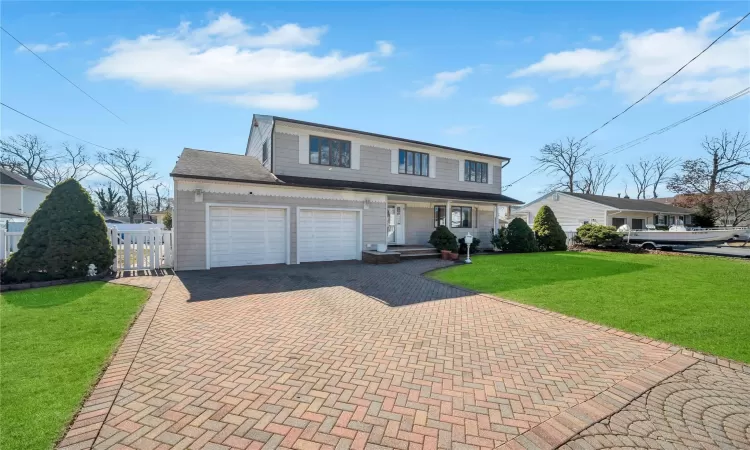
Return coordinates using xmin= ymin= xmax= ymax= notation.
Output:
xmin=625 ymin=225 xmax=747 ymax=248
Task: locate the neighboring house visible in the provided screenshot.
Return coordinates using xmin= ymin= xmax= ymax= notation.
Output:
xmin=151 ymin=210 xmax=170 ymax=225
xmin=652 ymin=194 xmax=750 ymax=227
xmin=170 ymin=115 xmax=522 ymax=270
xmin=514 ymin=191 xmax=694 ymax=231
xmin=0 ymin=168 xmax=51 ymax=219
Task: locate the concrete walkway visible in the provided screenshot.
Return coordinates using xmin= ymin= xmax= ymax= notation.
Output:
xmin=58 ymin=260 xmax=749 ymax=449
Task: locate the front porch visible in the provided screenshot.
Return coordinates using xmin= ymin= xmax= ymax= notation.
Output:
xmin=384 ymin=195 xmax=513 ymax=250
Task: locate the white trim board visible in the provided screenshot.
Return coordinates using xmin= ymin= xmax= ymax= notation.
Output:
xmin=295 ymin=207 xmax=364 ymax=264
xmin=204 ymin=203 xmax=291 ymax=270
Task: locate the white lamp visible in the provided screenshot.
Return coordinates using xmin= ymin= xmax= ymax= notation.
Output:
xmin=464 ymin=233 xmax=473 ymax=264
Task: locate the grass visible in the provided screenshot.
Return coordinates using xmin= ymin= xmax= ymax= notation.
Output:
xmin=1 ymin=282 xmax=150 ymax=450
xmin=429 ymin=251 xmax=750 ymax=363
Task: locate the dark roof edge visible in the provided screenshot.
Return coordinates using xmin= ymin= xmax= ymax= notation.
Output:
xmin=170 ymin=173 xmax=523 ymax=204
xmin=273 ymin=116 xmax=511 ymax=162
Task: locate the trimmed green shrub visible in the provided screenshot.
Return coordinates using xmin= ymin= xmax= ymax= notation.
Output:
xmin=574 ymin=223 xmax=623 ymax=248
xmin=491 ymin=227 xmax=507 ymax=250
xmin=692 ymin=202 xmax=716 ymax=228
xmin=429 ymin=225 xmax=458 ymax=252
xmin=458 ymin=237 xmax=481 ymax=255
xmin=533 ymin=205 xmax=568 ymax=251
xmin=6 ymin=179 xmax=116 ymax=281
xmin=501 ymin=218 xmax=538 ymax=253
xmin=163 ymin=210 xmax=172 ymax=230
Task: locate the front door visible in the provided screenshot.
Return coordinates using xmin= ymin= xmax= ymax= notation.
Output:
xmin=387 ymin=204 xmax=405 ymax=245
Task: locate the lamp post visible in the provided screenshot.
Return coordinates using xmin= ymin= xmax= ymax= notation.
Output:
xmin=464 ymin=233 xmax=473 ymax=264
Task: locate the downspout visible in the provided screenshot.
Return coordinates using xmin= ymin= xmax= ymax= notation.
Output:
xmin=270 ymin=119 xmax=276 ymax=173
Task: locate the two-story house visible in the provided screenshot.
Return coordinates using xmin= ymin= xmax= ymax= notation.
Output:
xmin=170 ymin=115 xmax=522 ymax=270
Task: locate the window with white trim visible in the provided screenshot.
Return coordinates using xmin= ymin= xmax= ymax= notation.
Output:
xmin=399 ymin=149 xmax=429 ymax=176
xmin=309 ymin=136 xmax=351 ymax=168
xmin=451 ymin=206 xmax=472 ymax=228
xmin=464 ymin=160 xmax=488 ymax=183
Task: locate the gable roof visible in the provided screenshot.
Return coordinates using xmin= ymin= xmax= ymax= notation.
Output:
xmin=0 ymin=168 xmax=51 ymax=190
xmin=170 ymin=148 xmax=522 ymax=204
xmin=170 ymin=148 xmax=279 ymax=183
xmin=564 ymin=192 xmax=693 ymax=214
xmin=271 ymin=116 xmax=511 ymax=162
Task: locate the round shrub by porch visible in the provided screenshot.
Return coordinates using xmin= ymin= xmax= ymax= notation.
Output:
xmin=501 ymin=218 xmax=538 ymax=253
xmin=574 ymin=223 xmax=623 ymax=248
xmin=429 ymin=225 xmax=458 ymax=253
xmin=533 ymin=205 xmax=568 ymax=251
xmin=6 ymin=179 xmax=116 ymax=281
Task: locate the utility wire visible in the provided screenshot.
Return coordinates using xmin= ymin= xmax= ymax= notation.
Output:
xmin=2 ymin=102 xmax=117 ymax=151
xmin=502 ymin=87 xmax=750 ymax=190
xmin=575 ymin=11 xmax=749 ymax=144
xmin=2 ymin=26 xmax=127 ymax=123
xmin=502 ymin=12 xmax=750 ymax=191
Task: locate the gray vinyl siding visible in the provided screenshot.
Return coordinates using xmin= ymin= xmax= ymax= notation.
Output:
xmin=405 ymin=207 xmax=433 ymax=245
xmin=273 ymin=132 xmax=503 ymax=194
xmin=174 ymin=189 xmax=386 ymax=271
xmin=246 ymin=115 xmax=274 ymax=170
xmin=475 ymin=209 xmax=495 ymax=248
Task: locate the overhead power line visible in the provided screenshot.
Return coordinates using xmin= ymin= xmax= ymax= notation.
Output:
xmin=1 ymin=102 xmax=117 ymax=151
xmin=2 ymin=26 xmax=126 ymax=123
xmin=502 ymin=87 xmax=750 ymax=190
xmin=575 ymin=11 xmax=749 ymax=144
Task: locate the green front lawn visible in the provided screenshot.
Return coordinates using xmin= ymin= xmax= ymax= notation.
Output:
xmin=429 ymin=252 xmax=750 ymax=363
xmin=1 ymin=282 xmax=149 ymax=450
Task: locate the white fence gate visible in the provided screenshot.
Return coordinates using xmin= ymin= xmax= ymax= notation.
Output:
xmin=1 ymin=226 xmax=173 ymax=271
xmin=107 ymin=227 xmax=173 ymax=271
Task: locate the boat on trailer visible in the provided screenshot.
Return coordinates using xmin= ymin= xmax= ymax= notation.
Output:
xmin=622 ymin=225 xmax=747 ymax=247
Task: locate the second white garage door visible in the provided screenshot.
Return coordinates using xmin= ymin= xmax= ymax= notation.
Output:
xmin=209 ymin=207 xmax=287 ymax=268
xmin=297 ymin=209 xmax=359 ymax=263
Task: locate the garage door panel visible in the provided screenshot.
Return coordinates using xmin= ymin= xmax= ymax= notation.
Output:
xmin=298 ymin=209 xmax=359 ymax=263
xmin=209 ymin=207 xmax=287 ymax=268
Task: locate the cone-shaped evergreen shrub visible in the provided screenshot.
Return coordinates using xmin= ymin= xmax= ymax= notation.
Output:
xmin=501 ymin=218 xmax=538 ymax=253
xmin=6 ymin=179 xmax=115 ymax=281
xmin=533 ymin=205 xmax=568 ymax=251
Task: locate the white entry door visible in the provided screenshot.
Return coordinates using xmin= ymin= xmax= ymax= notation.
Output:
xmin=209 ymin=207 xmax=287 ymax=268
xmin=387 ymin=204 xmax=405 ymax=245
xmin=298 ymin=209 xmax=359 ymax=263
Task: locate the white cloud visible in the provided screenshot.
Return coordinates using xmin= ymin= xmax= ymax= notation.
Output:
xmin=376 ymin=40 xmax=394 ymax=56
xmin=88 ymin=13 xmax=392 ymax=110
xmin=415 ymin=67 xmax=473 ymax=98
xmin=16 ymin=42 xmax=69 ymax=53
xmin=443 ymin=125 xmax=479 ymax=135
xmin=548 ymin=93 xmax=584 ymax=109
xmin=214 ymin=92 xmax=319 ymax=110
xmin=491 ymin=88 xmax=537 ymax=106
xmin=510 ymin=12 xmax=750 ymax=102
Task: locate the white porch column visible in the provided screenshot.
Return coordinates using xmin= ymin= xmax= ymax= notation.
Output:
xmin=446 ymin=201 xmax=452 ymax=231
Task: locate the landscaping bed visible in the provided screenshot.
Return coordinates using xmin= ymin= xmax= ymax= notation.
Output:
xmin=428 ymin=251 xmax=750 ymax=363
xmin=0 ymin=282 xmax=150 ymax=450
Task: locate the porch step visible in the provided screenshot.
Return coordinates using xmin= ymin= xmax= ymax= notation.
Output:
xmin=396 ymin=247 xmax=440 ymax=260
xmin=400 ymin=252 xmax=441 ymax=261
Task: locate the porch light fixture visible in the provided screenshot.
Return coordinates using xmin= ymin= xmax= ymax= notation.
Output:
xmin=195 ymin=189 xmax=203 ymax=203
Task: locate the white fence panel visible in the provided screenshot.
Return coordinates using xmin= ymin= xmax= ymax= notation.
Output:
xmin=107 ymin=226 xmax=173 ymax=271
xmin=1 ymin=230 xmax=24 ymax=260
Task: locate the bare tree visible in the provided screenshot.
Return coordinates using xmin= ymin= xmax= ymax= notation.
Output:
xmin=626 ymin=158 xmax=655 ymax=199
xmin=152 ymin=182 xmax=169 ymax=212
xmin=668 ymin=130 xmax=750 ymax=195
xmin=0 ymin=134 xmax=52 ymax=180
xmin=651 ymin=156 xmax=679 ymax=198
xmin=575 ymin=158 xmax=617 ymax=195
xmin=713 ymin=177 xmax=750 ymax=227
xmin=93 ymin=183 xmax=123 ymax=217
xmin=94 ymin=149 xmax=157 ymax=223
xmin=535 ymin=137 xmax=592 ymax=192
xmin=37 ymin=143 xmax=95 ymax=187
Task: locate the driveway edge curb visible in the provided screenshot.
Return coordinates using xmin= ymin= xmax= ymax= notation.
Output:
xmin=56 ymin=275 xmax=173 ymax=450
xmin=495 ymin=353 xmax=698 ymax=450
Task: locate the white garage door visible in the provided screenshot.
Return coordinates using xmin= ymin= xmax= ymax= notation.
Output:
xmin=298 ymin=209 xmax=359 ymax=263
xmin=209 ymin=207 xmax=286 ymax=268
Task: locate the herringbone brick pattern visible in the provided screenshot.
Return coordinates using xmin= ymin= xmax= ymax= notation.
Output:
xmin=65 ymin=261 xmax=678 ymax=449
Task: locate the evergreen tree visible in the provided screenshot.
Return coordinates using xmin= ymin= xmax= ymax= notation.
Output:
xmin=532 ymin=205 xmax=568 ymax=251
xmin=501 ymin=218 xmax=538 ymax=253
xmin=7 ymin=179 xmax=115 ymax=281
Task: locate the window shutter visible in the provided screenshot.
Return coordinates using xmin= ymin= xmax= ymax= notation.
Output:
xmin=487 ymin=164 xmax=493 ymax=184
xmin=429 ymin=154 xmax=437 ymax=178
xmin=351 ymin=142 xmax=361 ymax=170
xmin=298 ymin=133 xmax=310 ymax=164
xmin=391 ymin=149 xmax=399 ymax=174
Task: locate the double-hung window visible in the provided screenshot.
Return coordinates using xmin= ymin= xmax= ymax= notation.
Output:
xmin=464 ymin=160 xmax=488 ymax=183
xmin=399 ymin=149 xmax=429 ymax=176
xmin=309 ymin=136 xmax=351 ymax=168
xmin=450 ymin=206 xmax=473 ymax=228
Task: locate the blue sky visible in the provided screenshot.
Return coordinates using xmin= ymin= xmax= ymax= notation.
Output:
xmin=2 ymin=2 xmax=749 ymax=201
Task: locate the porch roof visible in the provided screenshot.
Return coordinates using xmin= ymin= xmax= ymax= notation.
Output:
xmin=274 ymin=175 xmax=523 ymax=204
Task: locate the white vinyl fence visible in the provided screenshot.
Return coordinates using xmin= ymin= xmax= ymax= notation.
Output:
xmin=1 ymin=226 xmax=173 ymax=271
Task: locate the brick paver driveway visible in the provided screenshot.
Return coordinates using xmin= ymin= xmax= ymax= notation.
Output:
xmin=59 ymin=260 xmax=749 ymax=449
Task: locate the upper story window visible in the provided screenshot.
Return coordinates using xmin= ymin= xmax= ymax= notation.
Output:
xmin=262 ymin=139 xmax=269 ymax=163
xmin=399 ymin=149 xmax=429 ymax=176
xmin=464 ymin=160 xmax=488 ymax=183
xmin=309 ymin=136 xmax=351 ymax=168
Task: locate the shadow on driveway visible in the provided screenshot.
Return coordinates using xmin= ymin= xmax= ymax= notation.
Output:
xmin=177 ymin=260 xmax=472 ymax=307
